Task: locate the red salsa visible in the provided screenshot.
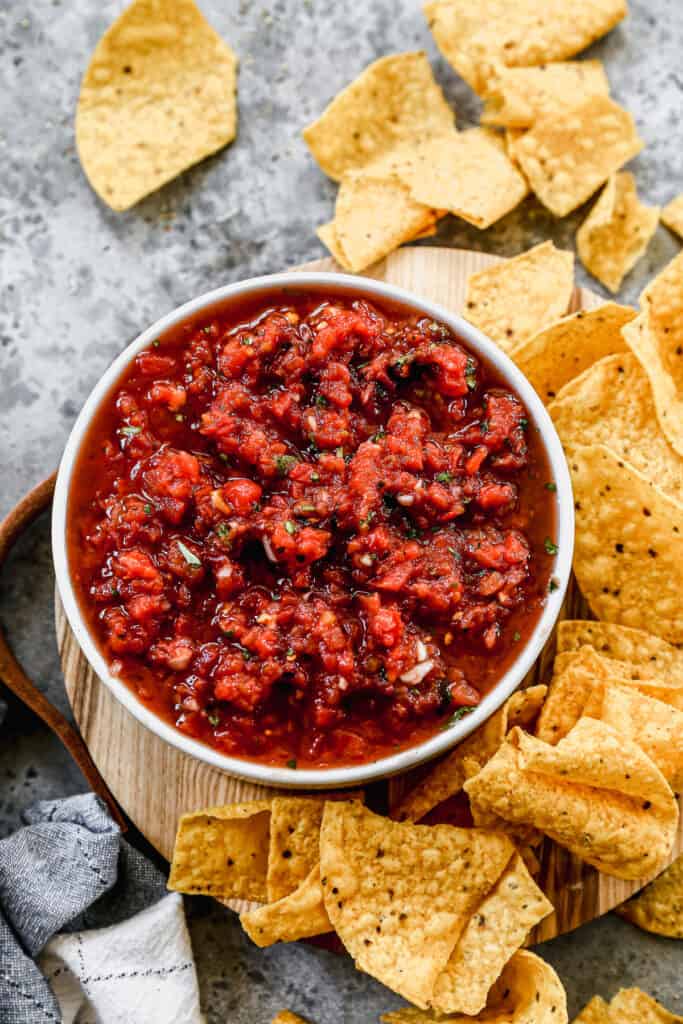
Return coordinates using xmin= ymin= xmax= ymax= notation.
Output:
xmin=68 ymin=290 xmax=557 ymax=768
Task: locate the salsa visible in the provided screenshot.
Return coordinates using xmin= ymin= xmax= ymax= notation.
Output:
xmin=67 ymin=289 xmax=557 ymax=769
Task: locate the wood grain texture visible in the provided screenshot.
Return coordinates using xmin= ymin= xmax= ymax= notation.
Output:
xmin=57 ymin=246 xmax=683 ymax=937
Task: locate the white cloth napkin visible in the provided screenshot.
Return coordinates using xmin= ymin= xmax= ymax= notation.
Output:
xmin=39 ymin=894 xmax=203 ymax=1024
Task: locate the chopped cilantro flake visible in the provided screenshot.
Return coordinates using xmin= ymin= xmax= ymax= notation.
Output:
xmin=286 ymin=758 xmax=297 ymax=770
xmin=177 ymin=541 xmax=201 ymax=567
xmin=544 ymin=482 xmax=557 ymax=492
xmin=284 ymin=520 xmax=297 ymax=535
xmin=275 ymin=454 xmax=298 ymax=476
xmin=544 ymin=537 xmax=559 ymax=556
xmin=120 ymin=425 xmax=141 ymax=438
xmin=435 ymin=471 xmax=453 ymax=484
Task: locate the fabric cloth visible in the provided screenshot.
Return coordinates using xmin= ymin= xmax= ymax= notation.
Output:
xmin=0 ymin=792 xmax=203 ymax=1023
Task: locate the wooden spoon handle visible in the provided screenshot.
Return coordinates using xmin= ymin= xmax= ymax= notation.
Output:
xmin=0 ymin=474 xmax=127 ymax=832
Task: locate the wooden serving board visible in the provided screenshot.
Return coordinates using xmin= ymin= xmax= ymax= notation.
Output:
xmin=57 ymin=246 xmax=683 ymax=943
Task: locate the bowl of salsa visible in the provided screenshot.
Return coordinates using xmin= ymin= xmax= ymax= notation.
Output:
xmin=52 ymin=273 xmax=573 ymax=788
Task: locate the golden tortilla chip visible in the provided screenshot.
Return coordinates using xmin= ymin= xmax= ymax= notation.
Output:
xmin=76 ymin=0 xmax=238 ymax=211
xmin=303 ymin=52 xmax=454 ymax=182
xmin=320 ymin=801 xmax=514 ymax=1009
xmin=465 ymin=242 xmax=574 ymax=351
xmin=617 ymin=853 xmax=683 ymax=938
xmin=464 ymin=719 xmax=678 ymax=879
xmin=572 ymin=996 xmax=611 ymax=1024
xmin=577 ymin=173 xmax=659 ymax=293
xmin=168 ymin=801 xmax=270 ymax=901
xmin=383 ymin=950 xmax=568 ymax=1024
xmin=398 ymin=128 xmax=528 ymax=229
xmin=662 ymin=194 xmax=683 ymax=239
xmin=570 ymin=444 xmax=683 ymax=643
xmin=549 ymin=352 xmax=683 ymax=504
xmin=482 ymin=60 xmax=610 ymax=128
xmin=557 ymin=621 xmax=683 ymax=683
xmin=424 ymin=0 xmax=627 ymax=95
xmin=267 ymin=797 xmax=325 ymax=902
xmin=552 ymin=645 xmax=683 ymax=714
xmin=606 ymin=989 xmax=683 ymax=1023
xmin=392 ymin=686 xmax=547 ymax=823
xmin=430 ymin=853 xmax=553 ymax=1015
xmin=240 ymin=863 xmax=331 ymax=947
xmin=272 ymin=1013 xmax=313 ymax=1024
xmin=515 ymin=96 xmax=643 ymax=217
xmin=628 ymin=253 xmax=683 ymax=456
xmin=509 ymin=303 xmax=634 ymax=403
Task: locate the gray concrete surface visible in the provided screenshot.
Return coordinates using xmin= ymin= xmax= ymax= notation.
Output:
xmin=1 ymin=0 xmax=682 ymax=1020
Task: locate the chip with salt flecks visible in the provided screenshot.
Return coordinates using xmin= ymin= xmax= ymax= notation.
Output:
xmin=629 ymin=253 xmax=683 ymax=456
xmin=168 ymin=801 xmax=270 ymax=901
xmin=397 ymin=127 xmax=529 ymax=229
xmin=382 ymin=950 xmax=568 ymax=1024
xmin=303 ymin=52 xmax=454 ymax=182
xmin=515 ymin=96 xmax=643 ymax=217
xmin=569 ymin=443 xmax=683 ymax=643
xmin=423 ymin=0 xmax=627 ymax=95
xmin=577 ymin=173 xmax=659 ymax=293
xmin=267 ymin=797 xmax=326 ymax=902
xmin=240 ymin=863 xmax=332 ymax=947
xmin=549 ymin=352 xmax=683 ymax=504
xmin=76 ymin=0 xmax=238 ymax=212
xmin=320 ymin=801 xmax=514 ymax=1009
xmin=557 ymin=620 xmax=683 ymax=683
xmin=392 ymin=686 xmax=546 ymax=824
xmin=662 ymin=194 xmax=683 ymax=238
xmin=482 ymin=60 xmax=610 ymax=127
xmin=464 ymin=719 xmax=678 ymax=879
xmin=464 ymin=242 xmax=574 ymax=351
xmin=509 ymin=302 xmax=634 ymax=403
xmin=553 ymin=646 xmax=683 ymax=714
xmin=617 ymin=853 xmax=683 ymax=939
xmin=430 ymin=853 xmax=553 ymax=1015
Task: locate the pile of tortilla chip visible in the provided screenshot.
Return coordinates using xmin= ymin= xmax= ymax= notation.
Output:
xmin=573 ymin=988 xmax=683 ymax=1023
xmin=169 ymin=796 xmax=554 ymax=1014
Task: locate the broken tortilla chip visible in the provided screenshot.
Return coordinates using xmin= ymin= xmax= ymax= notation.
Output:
xmin=464 ymin=718 xmax=678 ymax=879
xmin=267 ymin=797 xmax=326 ymax=902
xmin=392 ymin=686 xmax=547 ymax=824
xmin=627 ymin=253 xmax=683 ymax=456
xmin=168 ymin=801 xmax=270 ymax=901
xmin=553 ymin=645 xmax=683 ymax=714
xmin=549 ymin=352 xmax=683 ymax=504
xmin=423 ymin=0 xmax=626 ymax=95
xmin=320 ymin=801 xmax=514 ymax=1009
xmin=572 ymin=996 xmax=611 ymax=1024
xmin=464 ymin=242 xmax=574 ymax=351
xmin=570 ymin=443 xmax=683 ymax=643
xmin=240 ymin=863 xmax=331 ymax=947
xmin=662 ymin=194 xmax=683 ymax=239
xmin=482 ymin=60 xmax=610 ymax=128
xmin=383 ymin=950 xmax=568 ymax=1024
xmin=509 ymin=302 xmax=634 ymax=403
xmin=303 ymin=52 xmax=454 ymax=182
xmin=398 ymin=128 xmax=528 ymax=229
xmin=515 ymin=96 xmax=643 ymax=217
xmin=617 ymin=854 xmax=683 ymax=939
xmin=591 ymin=989 xmax=683 ymax=1024
xmin=76 ymin=0 xmax=238 ymax=211
xmin=557 ymin=621 xmax=683 ymax=685
xmin=577 ymin=173 xmax=659 ymax=293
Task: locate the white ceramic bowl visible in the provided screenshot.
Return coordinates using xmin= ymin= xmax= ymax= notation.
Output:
xmin=53 ymin=271 xmax=574 ymax=790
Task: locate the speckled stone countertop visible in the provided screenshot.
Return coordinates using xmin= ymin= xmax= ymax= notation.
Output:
xmin=1 ymin=1 xmax=682 ymax=1021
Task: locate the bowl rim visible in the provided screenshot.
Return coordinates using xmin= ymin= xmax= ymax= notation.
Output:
xmin=52 ymin=269 xmax=574 ymax=790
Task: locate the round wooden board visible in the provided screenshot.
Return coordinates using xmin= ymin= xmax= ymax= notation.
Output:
xmin=57 ymin=246 xmax=683 ymax=942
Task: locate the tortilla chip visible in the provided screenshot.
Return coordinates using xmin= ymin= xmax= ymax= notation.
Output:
xmin=76 ymin=0 xmax=238 ymax=211
xmin=572 ymin=996 xmax=611 ymax=1024
xmin=557 ymin=621 xmax=683 ymax=683
xmin=398 ymin=128 xmax=528 ymax=229
xmin=168 ymin=801 xmax=270 ymax=901
xmin=322 ymin=173 xmax=436 ymax=273
xmin=272 ymin=1013 xmax=313 ymax=1024
xmin=317 ymin=221 xmax=351 ymax=269
xmin=628 ymin=253 xmax=683 ymax=456
xmin=577 ymin=173 xmax=659 ymax=293
xmin=424 ymin=0 xmax=627 ymax=94
xmin=515 ymin=97 xmax=643 ymax=217
xmin=430 ymin=854 xmax=553 ymax=1015
xmin=382 ymin=950 xmax=568 ymax=1024
xmin=552 ymin=645 xmax=683 ymax=714
xmin=570 ymin=444 xmax=683 ymax=643
xmin=320 ymin=801 xmax=514 ymax=1009
xmin=549 ymin=352 xmax=683 ymax=504
xmin=240 ymin=863 xmax=331 ymax=947
xmin=606 ymin=989 xmax=683 ymax=1023
xmin=505 ymin=127 xmax=528 ymax=170
xmin=662 ymin=194 xmax=683 ymax=239
xmin=482 ymin=60 xmax=610 ymax=128
xmin=267 ymin=797 xmax=325 ymax=902
xmin=392 ymin=686 xmax=547 ymax=823
xmin=464 ymin=719 xmax=678 ymax=879
xmin=617 ymin=853 xmax=683 ymax=938
xmin=509 ymin=303 xmax=634 ymax=403
xmin=464 ymin=242 xmax=574 ymax=351
xmin=303 ymin=52 xmax=454 ymax=182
